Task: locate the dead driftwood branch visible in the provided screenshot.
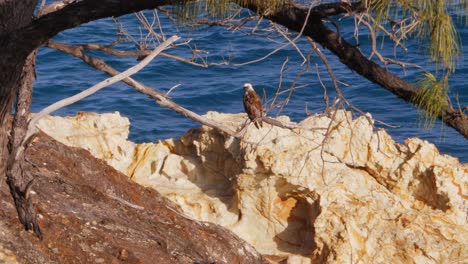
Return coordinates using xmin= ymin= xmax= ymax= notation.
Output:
xmin=22 ymin=35 xmax=179 ymax=154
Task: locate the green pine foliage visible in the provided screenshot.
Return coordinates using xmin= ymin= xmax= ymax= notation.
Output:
xmin=364 ymin=0 xmax=460 ymax=72
xmin=364 ymin=0 xmax=462 ymax=129
xmin=411 ymin=73 xmax=449 ymax=128
xmin=174 ymin=0 xmax=286 ymax=21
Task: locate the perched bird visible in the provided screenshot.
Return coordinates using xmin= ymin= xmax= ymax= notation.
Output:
xmin=243 ymin=83 xmax=263 ymax=129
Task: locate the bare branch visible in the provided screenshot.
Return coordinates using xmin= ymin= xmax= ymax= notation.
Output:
xmin=37 ymin=0 xmax=74 ymax=17
xmin=261 ymin=116 xmax=303 ymax=130
xmin=233 ymin=2 xmax=315 ymax=66
xmin=356 ymin=14 xmax=423 ymax=69
xmin=45 ymin=40 xmax=244 ymax=137
xmin=22 ymin=36 xmax=180 ymax=154
xmin=315 ymin=64 xmax=330 ymax=111
xmin=308 ymin=37 xmax=399 ymax=129
xmin=72 ymin=42 xmax=224 ymax=68
xmin=166 ymin=84 xmax=182 ymax=96
xmin=271 ymin=23 xmax=307 ymax=63
xmin=308 ymin=38 xmax=344 ymax=100
xmin=268 ymin=58 xmax=289 ymax=112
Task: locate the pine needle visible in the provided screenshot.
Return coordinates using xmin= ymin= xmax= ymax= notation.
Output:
xmin=411 ymin=72 xmax=449 ymax=129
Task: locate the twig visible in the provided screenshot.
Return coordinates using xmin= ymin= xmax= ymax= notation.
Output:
xmin=308 ymin=37 xmax=399 ymax=129
xmin=107 ymin=192 xmax=145 ymax=210
xmin=315 ymin=64 xmax=330 ymax=111
xmin=73 ymin=42 xmax=225 ymax=68
xmin=272 ymin=23 xmax=307 ymax=63
xmin=37 ymin=0 xmax=47 ymax=14
xmin=261 ymin=116 xmax=305 ymax=130
xmin=308 ymin=37 xmax=344 ymax=99
xmin=166 ymin=84 xmax=181 ymax=95
xmin=233 ymin=2 xmax=315 ymax=66
xmin=268 ymin=58 xmax=289 ymax=112
xmin=356 ymin=14 xmax=423 ymax=69
xmin=37 ymin=0 xmax=73 ymax=17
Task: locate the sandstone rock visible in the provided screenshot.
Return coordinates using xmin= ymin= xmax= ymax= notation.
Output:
xmin=40 ymin=111 xmax=468 ymax=263
xmin=36 ymin=112 xmax=135 ymax=173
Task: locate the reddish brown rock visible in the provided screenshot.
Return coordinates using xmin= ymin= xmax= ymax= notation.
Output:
xmin=0 ymin=133 xmax=267 ymax=264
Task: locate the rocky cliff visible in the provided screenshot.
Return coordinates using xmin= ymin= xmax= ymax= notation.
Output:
xmin=37 ymin=111 xmax=468 ymax=263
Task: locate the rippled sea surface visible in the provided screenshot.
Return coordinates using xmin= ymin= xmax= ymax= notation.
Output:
xmin=33 ymin=6 xmax=467 ymax=162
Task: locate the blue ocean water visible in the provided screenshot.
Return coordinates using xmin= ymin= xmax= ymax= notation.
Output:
xmin=33 ymin=6 xmax=467 ymax=162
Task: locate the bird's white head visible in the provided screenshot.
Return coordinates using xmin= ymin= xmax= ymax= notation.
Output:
xmin=243 ymin=83 xmax=253 ymax=91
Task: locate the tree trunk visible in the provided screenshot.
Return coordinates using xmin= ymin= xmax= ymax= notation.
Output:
xmin=0 ymin=0 xmax=38 ymax=178
xmin=9 ymin=50 xmax=37 ymax=187
xmin=6 ymin=50 xmax=42 ymax=239
xmin=0 ymin=0 xmax=40 ymax=238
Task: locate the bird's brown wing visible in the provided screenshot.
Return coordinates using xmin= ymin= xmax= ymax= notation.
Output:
xmin=243 ymin=90 xmax=263 ymax=128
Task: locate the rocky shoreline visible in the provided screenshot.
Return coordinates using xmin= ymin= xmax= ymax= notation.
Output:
xmin=30 ymin=111 xmax=467 ymax=263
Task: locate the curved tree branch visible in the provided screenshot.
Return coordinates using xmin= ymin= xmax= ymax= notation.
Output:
xmin=241 ymin=1 xmax=467 ymax=138
xmin=4 ymin=0 xmax=174 ymax=66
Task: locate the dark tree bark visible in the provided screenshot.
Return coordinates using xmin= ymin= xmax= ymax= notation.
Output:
xmin=6 ymin=50 xmax=41 ymax=239
xmin=0 ymin=0 xmax=39 ymax=178
xmin=0 ymin=0 xmax=40 ymax=237
xmin=7 ymin=50 xmax=37 ymax=189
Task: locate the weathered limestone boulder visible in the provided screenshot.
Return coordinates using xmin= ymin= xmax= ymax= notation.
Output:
xmin=38 ymin=111 xmax=468 ymax=263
